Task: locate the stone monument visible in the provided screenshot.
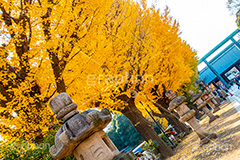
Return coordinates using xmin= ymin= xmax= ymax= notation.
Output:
xmin=166 ymin=90 xmax=217 ymax=146
xmin=48 ymin=92 xmax=121 ymax=160
xmin=189 ymin=90 xmax=219 ymax=123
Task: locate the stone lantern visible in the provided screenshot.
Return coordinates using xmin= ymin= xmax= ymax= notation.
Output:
xmin=200 ymin=89 xmax=220 ymax=113
xmin=189 ymin=90 xmax=219 ymax=123
xmin=48 ymin=93 xmax=126 ymax=160
xmin=165 ymin=90 xmax=217 ymax=146
xmin=200 ymin=82 xmax=220 ymax=112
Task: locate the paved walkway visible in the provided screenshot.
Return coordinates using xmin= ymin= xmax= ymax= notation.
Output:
xmin=168 ymin=86 xmax=240 ymax=160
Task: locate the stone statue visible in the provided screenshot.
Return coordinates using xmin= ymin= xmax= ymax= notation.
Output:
xmin=49 ymin=92 xmax=112 ymax=159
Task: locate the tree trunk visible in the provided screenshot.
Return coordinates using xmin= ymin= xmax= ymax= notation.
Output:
xmin=41 ymin=6 xmax=66 ymax=94
xmin=190 ymin=104 xmax=202 ymax=119
xmin=152 ymin=111 xmax=190 ymax=134
xmin=155 ymin=99 xmax=191 ymax=134
xmin=48 ymin=50 xmax=67 ymax=93
xmin=121 ymin=98 xmax=174 ymax=159
xmin=166 ymin=113 xmax=190 ymax=134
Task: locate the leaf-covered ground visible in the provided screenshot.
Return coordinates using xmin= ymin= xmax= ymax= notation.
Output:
xmin=168 ymin=94 xmax=240 ymax=160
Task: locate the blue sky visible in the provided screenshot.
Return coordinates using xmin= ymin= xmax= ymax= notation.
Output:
xmin=148 ymin=0 xmax=238 ymax=59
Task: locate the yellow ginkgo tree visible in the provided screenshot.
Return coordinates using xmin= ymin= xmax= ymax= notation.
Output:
xmin=0 ymin=0 xmax=198 ymax=158
xmin=74 ymin=1 xmax=198 ymax=158
xmin=140 ymin=8 xmax=199 ymax=134
xmin=0 ymin=0 xmax=112 ymax=141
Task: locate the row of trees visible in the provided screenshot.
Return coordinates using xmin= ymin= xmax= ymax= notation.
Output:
xmin=0 ymin=0 xmax=198 ymax=158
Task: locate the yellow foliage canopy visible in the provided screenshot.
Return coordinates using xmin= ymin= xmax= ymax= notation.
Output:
xmin=0 ymin=0 xmax=113 ymax=140
xmin=0 ymin=0 xmax=198 ymax=141
xmin=79 ymin=3 xmax=199 ymax=116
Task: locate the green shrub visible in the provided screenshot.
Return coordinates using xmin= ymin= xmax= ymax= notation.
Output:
xmin=142 ymin=139 xmax=161 ymax=159
xmin=0 ymin=125 xmax=74 ymax=160
xmin=159 ymin=133 xmax=174 ymax=148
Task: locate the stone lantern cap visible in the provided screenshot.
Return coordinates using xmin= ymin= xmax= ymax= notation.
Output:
xmin=189 ymin=90 xmax=202 ymax=103
xmin=49 ymin=92 xmax=72 ymax=114
xmin=198 ymin=90 xmax=206 ymax=97
xmin=165 ymin=90 xmax=176 ymax=101
xmin=49 ymin=92 xmax=78 ymax=121
xmin=179 ymin=109 xmax=195 ymax=123
xmin=168 ymin=96 xmax=187 ymax=111
xmin=189 ymin=90 xmax=207 ymax=109
xmin=204 ymin=89 xmax=211 ymax=95
xmin=190 ymin=93 xmax=201 ymax=103
xmin=48 ymin=93 xmax=112 ymax=159
xmin=204 ymin=96 xmax=213 ymax=103
xmin=198 ymin=101 xmax=207 ymax=110
xmin=200 ymin=82 xmax=208 ymax=89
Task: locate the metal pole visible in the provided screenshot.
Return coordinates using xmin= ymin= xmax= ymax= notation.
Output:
xmin=139 ymin=101 xmax=175 ymax=147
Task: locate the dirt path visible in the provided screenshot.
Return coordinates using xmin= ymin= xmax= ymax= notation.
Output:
xmin=168 ymin=99 xmax=240 ymax=160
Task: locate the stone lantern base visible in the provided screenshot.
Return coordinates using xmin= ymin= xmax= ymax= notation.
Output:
xmin=179 ymin=110 xmax=217 ymax=147
xmin=212 ymin=107 xmax=220 ymax=113
xmin=73 ymin=130 xmax=120 ymax=160
xmin=167 ymin=90 xmax=218 ymax=148
xmin=205 ymin=97 xmax=220 ymax=113
xmin=208 ymin=115 xmax=220 ymax=124
xmin=199 ymin=133 xmax=218 ymax=147
xmin=198 ymin=102 xmax=219 ymax=124
xmin=214 ymin=103 xmax=221 ymax=108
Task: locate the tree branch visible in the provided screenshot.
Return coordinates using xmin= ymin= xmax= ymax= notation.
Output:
xmin=151 ymin=111 xmax=165 ymax=118
xmin=0 ymin=83 xmax=11 ymax=102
